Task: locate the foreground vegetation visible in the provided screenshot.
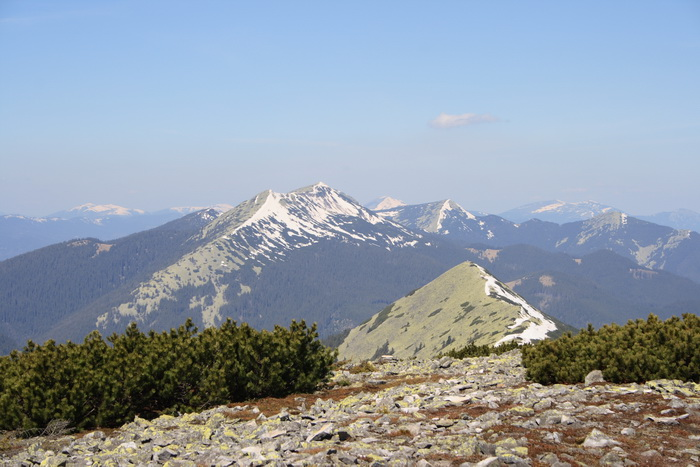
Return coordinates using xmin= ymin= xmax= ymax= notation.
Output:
xmin=522 ymin=314 xmax=700 ymax=384
xmin=0 ymin=319 xmax=335 ymax=432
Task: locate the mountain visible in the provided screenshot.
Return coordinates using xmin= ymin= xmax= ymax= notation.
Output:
xmin=0 ymin=209 xmax=221 ymax=346
xmin=92 ymin=183 xmax=462 ymax=339
xmin=0 ymin=183 xmax=469 ymax=347
xmin=365 ymin=196 xmax=406 ymax=211
xmin=50 ymin=203 xmax=147 ymax=219
xmin=461 ymin=244 xmax=700 ymax=329
xmin=636 ymin=209 xmax=700 ymax=233
xmin=337 ymin=261 xmax=570 ymax=360
xmin=551 ymin=212 xmax=700 ymax=282
xmin=376 ymin=200 xmax=476 ymax=234
xmin=380 ymin=202 xmax=700 ymax=284
xmin=375 ymin=200 xmax=518 ymax=245
xmin=165 ymin=204 xmax=235 ymax=215
xmin=0 ymin=215 xmax=101 ymax=261
xmin=499 ymin=200 xmax=618 ymax=224
xmin=0 ymin=204 xmax=233 ymax=261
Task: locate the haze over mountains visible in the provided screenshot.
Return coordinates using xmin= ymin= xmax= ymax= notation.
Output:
xmin=2 ymin=183 xmax=700 ymax=354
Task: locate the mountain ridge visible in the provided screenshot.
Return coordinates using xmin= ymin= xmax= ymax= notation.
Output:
xmin=338 ymin=261 xmax=569 ymax=361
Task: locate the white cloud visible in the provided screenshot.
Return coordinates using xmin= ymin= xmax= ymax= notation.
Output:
xmin=430 ymin=112 xmax=499 ymax=128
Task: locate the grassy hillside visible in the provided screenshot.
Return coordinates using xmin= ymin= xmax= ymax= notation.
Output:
xmin=338 ymin=262 xmax=567 ymax=361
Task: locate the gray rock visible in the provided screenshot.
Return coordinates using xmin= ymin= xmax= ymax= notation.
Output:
xmin=585 ymin=370 xmax=605 ymax=386
xmin=582 ymin=429 xmax=620 ymax=449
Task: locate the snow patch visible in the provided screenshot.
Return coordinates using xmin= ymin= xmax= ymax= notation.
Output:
xmin=474 ymin=264 xmax=557 ymax=344
xmin=534 ymin=201 xmax=566 ymax=213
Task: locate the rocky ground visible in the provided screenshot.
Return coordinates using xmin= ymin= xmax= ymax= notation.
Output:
xmin=2 ymin=350 xmax=700 ymax=466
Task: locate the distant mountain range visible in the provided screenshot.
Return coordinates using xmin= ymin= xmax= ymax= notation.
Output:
xmin=497 ymin=200 xmax=700 ymax=232
xmin=2 ymin=184 xmax=700 ymax=354
xmin=2 ymin=198 xmax=699 ymax=262
xmin=377 ymin=204 xmax=700 ymax=284
xmin=635 ymin=209 xmax=700 ymax=233
xmin=498 ymin=200 xmax=616 ymax=224
xmin=0 ymin=204 xmax=233 ymax=260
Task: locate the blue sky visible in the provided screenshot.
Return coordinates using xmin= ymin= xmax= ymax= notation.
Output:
xmin=1 ymin=1 xmax=699 ymax=216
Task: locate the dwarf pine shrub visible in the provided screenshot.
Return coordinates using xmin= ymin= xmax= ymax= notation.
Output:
xmin=522 ymin=314 xmax=700 ymax=385
xmin=438 ymin=339 xmax=521 ymax=359
xmin=0 ymin=319 xmax=336 ymax=432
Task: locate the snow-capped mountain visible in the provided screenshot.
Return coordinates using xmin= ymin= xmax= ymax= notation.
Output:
xmin=52 ymin=203 xmax=146 ymax=219
xmin=499 ymin=200 xmax=618 ymax=224
xmin=94 ymin=183 xmax=458 ymax=338
xmin=376 ymin=200 xmax=476 ymax=233
xmin=375 ymin=199 xmax=515 ymax=245
xmin=365 ymin=196 xmax=406 ymax=211
xmin=382 ymin=203 xmax=700 ymax=284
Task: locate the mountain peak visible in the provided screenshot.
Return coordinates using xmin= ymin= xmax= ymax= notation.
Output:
xmin=291 ymin=181 xmax=331 ymax=193
xmin=500 ymin=200 xmax=618 ymax=224
xmin=60 ymin=203 xmax=146 ymax=218
xmin=366 ymin=196 xmax=407 ymax=211
xmin=376 ymin=199 xmax=479 ymax=235
xmin=338 ymin=261 xmax=561 ymax=360
xmin=439 ymin=199 xmax=476 ymax=222
xmin=100 ymin=183 xmax=426 ymax=332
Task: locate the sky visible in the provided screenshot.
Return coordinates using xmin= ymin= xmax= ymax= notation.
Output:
xmin=1 ymin=1 xmax=699 ymax=217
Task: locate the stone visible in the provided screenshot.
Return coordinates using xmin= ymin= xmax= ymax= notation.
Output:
xmin=473 ymin=457 xmax=500 ymax=467
xmin=585 ymin=370 xmax=605 ymax=386
xmin=647 ymin=413 xmax=690 ymax=424
xmin=582 ymin=429 xmax=620 ymax=449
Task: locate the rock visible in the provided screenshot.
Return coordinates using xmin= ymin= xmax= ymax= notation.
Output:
xmin=582 ymin=429 xmax=620 ymax=449
xmin=585 ymin=370 xmax=605 ymax=386
xmin=433 ymin=419 xmax=455 ymax=428
xmin=473 ymin=457 xmax=500 ymax=467
xmin=306 ymin=423 xmax=335 ymax=442
xmin=646 ymin=413 xmax=689 ymax=425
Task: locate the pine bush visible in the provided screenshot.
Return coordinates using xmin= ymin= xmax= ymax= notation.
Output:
xmin=522 ymin=314 xmax=700 ymax=384
xmin=0 ymin=319 xmax=336 ymax=432
xmin=438 ymin=339 xmax=521 ymax=359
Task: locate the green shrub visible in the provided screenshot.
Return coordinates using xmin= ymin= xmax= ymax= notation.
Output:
xmin=438 ymin=339 xmax=521 ymax=359
xmin=348 ymin=361 xmax=377 ymax=374
xmin=0 ymin=319 xmax=336 ymax=432
xmin=522 ymin=314 xmax=700 ymax=385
